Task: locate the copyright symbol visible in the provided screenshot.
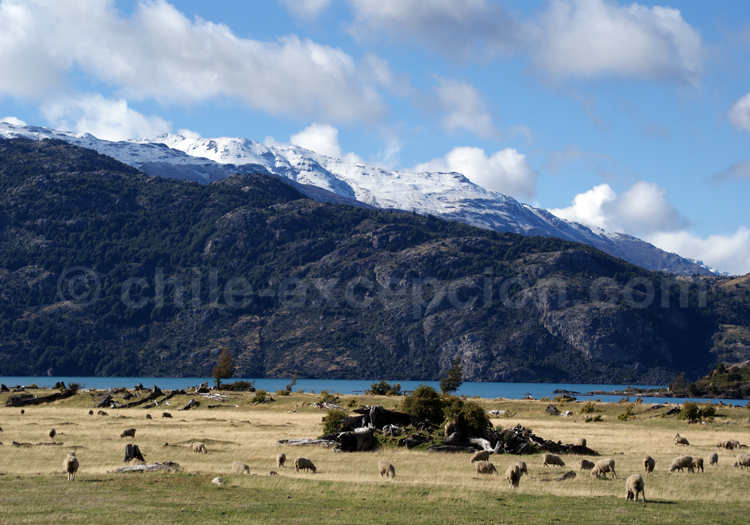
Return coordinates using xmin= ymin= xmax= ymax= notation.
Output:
xmin=57 ymin=266 xmax=101 ymax=307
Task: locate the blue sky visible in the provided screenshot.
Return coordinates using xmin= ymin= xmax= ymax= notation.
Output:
xmin=1 ymin=0 xmax=750 ymax=274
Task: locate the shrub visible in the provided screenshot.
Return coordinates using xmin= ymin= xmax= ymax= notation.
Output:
xmin=554 ymin=394 xmax=576 ymax=403
xmin=681 ymin=402 xmax=716 ymax=420
xmin=580 ymin=402 xmax=597 ymax=414
xmin=275 ymin=389 xmax=291 ymax=396
xmin=68 ymin=382 xmax=81 ymax=394
xmin=442 ymin=396 xmax=493 ymax=436
xmin=584 ymin=415 xmax=603 ymax=423
xmin=401 ymin=385 xmax=444 ymax=424
xmin=318 ymin=390 xmax=338 ymax=404
xmin=365 ymin=380 xmax=402 ymax=396
xmin=225 ymin=380 xmax=254 ymax=392
xmin=618 ymin=404 xmax=636 ymax=421
xmin=321 ymin=409 xmax=349 ymax=436
xmin=347 ymin=398 xmax=357 ymax=408
xmin=251 ymin=390 xmax=269 ymax=404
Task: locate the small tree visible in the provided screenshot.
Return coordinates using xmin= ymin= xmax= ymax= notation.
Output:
xmin=286 ymin=373 xmax=298 ymax=393
xmin=212 ymin=348 xmax=235 ymax=389
xmin=440 ymin=358 xmax=464 ymax=395
xmin=400 ymin=385 xmax=444 ymax=424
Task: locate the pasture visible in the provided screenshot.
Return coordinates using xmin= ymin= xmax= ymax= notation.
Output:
xmin=1 ymin=388 xmax=749 ymax=524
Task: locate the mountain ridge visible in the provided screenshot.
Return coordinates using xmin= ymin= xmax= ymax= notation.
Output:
xmin=0 ymin=122 xmax=714 ymax=276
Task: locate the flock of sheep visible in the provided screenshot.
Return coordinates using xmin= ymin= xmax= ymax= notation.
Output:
xmin=18 ymin=407 xmax=749 ymax=505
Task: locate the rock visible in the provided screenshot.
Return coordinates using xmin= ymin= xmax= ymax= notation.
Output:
xmin=546 ymin=405 xmax=560 ymax=416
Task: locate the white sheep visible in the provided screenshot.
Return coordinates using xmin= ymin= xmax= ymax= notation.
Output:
xmin=295 ymin=457 xmax=317 ymax=473
xmin=578 ymin=459 xmax=595 ymax=471
xmin=674 ymin=433 xmax=690 ymax=446
xmin=192 ymin=442 xmax=207 ymax=454
xmin=212 ymin=476 xmax=224 ymax=487
xmin=515 ymin=461 xmax=528 ymax=475
xmin=276 ymin=452 xmax=286 ymax=468
xmin=643 ymin=456 xmax=655 ymax=474
xmin=63 ymin=451 xmax=79 ymax=481
xmin=669 ymin=455 xmax=694 ymax=473
xmin=692 ymin=457 xmax=704 ymax=473
xmin=575 ymin=438 xmax=587 ymax=447
xmin=708 ymin=453 xmax=718 ymax=466
xmin=733 ymin=454 xmax=750 ymax=469
xmin=475 ymin=460 xmax=498 ymax=475
xmin=470 ymin=450 xmax=492 ymax=464
xmin=625 ymin=474 xmax=646 ymax=502
xmin=232 ymin=461 xmax=250 ymax=474
xmin=591 ymin=458 xmax=617 ymax=479
xmin=119 ymin=428 xmax=136 ymax=439
xmin=542 ymin=453 xmax=565 ymax=468
xmin=378 ymin=460 xmax=396 ymax=479
xmin=505 ymin=463 xmax=524 ymax=488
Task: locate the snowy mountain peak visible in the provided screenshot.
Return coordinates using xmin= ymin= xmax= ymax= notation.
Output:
xmin=0 ymin=122 xmax=713 ymax=275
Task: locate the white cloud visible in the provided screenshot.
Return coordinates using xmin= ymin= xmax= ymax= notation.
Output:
xmin=415 ymin=147 xmax=539 ymax=201
xmin=346 ymin=0 xmax=528 ymax=60
xmin=728 ymin=91 xmax=750 ymax=132
xmin=41 ymin=94 xmax=171 ymax=141
xmin=534 ymin=0 xmax=705 ymax=84
xmin=289 ymin=123 xmax=364 ymax=163
xmin=646 ymin=229 xmax=750 ymax=276
xmin=0 ymin=116 xmax=26 ymax=126
xmin=0 ymin=0 xmax=387 ymax=123
xmin=549 ymin=181 xmax=688 ymax=235
xmin=279 ymin=0 xmax=332 ymax=20
xmin=434 ymin=78 xmax=497 ymax=139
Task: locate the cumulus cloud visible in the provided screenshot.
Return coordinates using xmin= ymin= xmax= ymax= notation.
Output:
xmin=415 ymin=147 xmax=539 ymax=201
xmin=434 ymin=78 xmax=498 ymax=139
xmin=728 ymin=91 xmax=750 ymax=132
xmin=41 ymin=94 xmax=171 ymax=141
xmin=646 ymin=229 xmax=750 ymax=276
xmin=289 ymin=122 xmax=364 ymax=163
xmin=0 ymin=0 xmax=387 ymax=123
xmin=549 ymin=181 xmax=689 ymax=235
xmin=535 ymin=0 xmax=705 ymax=84
xmin=279 ymin=0 xmax=332 ymax=20
xmin=0 ymin=116 xmax=26 ymax=126
xmin=346 ymin=0 xmax=528 ymax=60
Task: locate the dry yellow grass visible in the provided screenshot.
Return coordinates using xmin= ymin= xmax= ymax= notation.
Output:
xmin=1 ymin=390 xmax=750 ymax=523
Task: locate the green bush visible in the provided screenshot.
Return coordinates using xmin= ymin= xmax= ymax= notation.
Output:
xmin=347 ymin=398 xmax=357 ymax=408
xmin=680 ymin=402 xmax=716 ymax=420
xmin=553 ymin=394 xmax=576 ymax=403
xmin=400 ymin=385 xmax=444 ymax=424
xmin=584 ymin=415 xmax=603 ymax=423
xmin=224 ymin=380 xmax=255 ymax=392
xmin=275 ymin=389 xmax=291 ymax=396
xmin=618 ymin=404 xmax=636 ymax=421
xmin=580 ymin=402 xmax=596 ymax=414
xmin=365 ymin=380 xmax=402 ymax=396
xmin=318 ymin=390 xmax=338 ymax=404
xmin=321 ymin=409 xmax=349 ymax=436
xmin=251 ymin=390 xmax=269 ymax=404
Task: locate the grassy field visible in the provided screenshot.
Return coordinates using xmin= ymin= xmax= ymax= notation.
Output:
xmin=1 ymin=388 xmax=750 ymax=524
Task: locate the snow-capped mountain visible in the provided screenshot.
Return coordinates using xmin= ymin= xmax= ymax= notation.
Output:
xmin=0 ymin=122 xmax=713 ymax=275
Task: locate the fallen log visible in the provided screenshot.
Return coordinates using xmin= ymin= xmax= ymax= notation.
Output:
xmin=5 ymin=389 xmax=74 ymax=407
xmin=276 ymin=438 xmax=336 ymax=448
xmin=426 ymin=445 xmax=476 ymax=453
xmin=12 ymin=441 xmax=64 ymax=447
xmin=207 ymin=404 xmax=239 ymax=409
xmin=114 ymin=462 xmax=181 ymax=473
xmin=178 ymin=399 xmax=200 ymax=411
xmin=121 ymin=386 xmax=164 ymax=408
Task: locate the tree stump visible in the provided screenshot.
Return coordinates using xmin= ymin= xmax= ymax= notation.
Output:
xmin=123 ymin=444 xmax=145 ymax=463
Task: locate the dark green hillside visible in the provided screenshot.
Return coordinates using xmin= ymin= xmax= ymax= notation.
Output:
xmin=0 ymin=138 xmax=741 ymax=383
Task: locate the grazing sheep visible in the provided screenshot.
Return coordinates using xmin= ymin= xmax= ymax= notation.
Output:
xmin=733 ymin=454 xmax=750 ymax=469
xmin=276 ymin=452 xmax=286 ymax=468
xmin=625 ymin=474 xmax=646 ymax=502
xmin=232 ymin=461 xmax=250 ymax=474
xmin=295 ymin=457 xmax=317 ymax=473
xmin=729 ymin=439 xmax=741 ymax=449
xmin=474 ymin=461 xmax=498 ymax=475
xmin=162 ymin=412 xmax=172 ymax=418
xmin=97 ymin=410 xmax=107 ymax=416
xmin=470 ymin=450 xmax=492 ymax=464
xmin=378 ymin=460 xmax=396 ymax=479
xmin=515 ymin=461 xmax=528 ymax=475
xmin=692 ymin=457 xmax=704 ymax=473
xmin=542 ymin=453 xmax=565 ymax=468
xmin=192 ymin=442 xmax=208 ymax=454
xmin=63 ymin=451 xmax=79 ymax=481
xmin=669 ymin=455 xmax=694 ymax=473
xmin=674 ymin=433 xmax=690 ymax=446
xmin=146 ymin=414 xmax=152 ymax=420
xmin=591 ymin=458 xmax=617 ymax=479
xmin=20 ymin=409 xmax=24 ymax=414
xmin=505 ymin=463 xmax=524 ymax=488
xmin=119 ymin=428 xmax=136 ymax=439
xmin=575 ymin=438 xmax=587 ymax=447
xmin=708 ymin=453 xmax=718 ymax=466
xmin=717 ymin=440 xmax=733 ymax=450
xmin=643 ymin=456 xmax=655 ymax=474
xmin=48 ymin=428 xmax=56 ymax=439
xmin=88 ymin=410 xmax=93 ymax=415
xmin=578 ymin=459 xmax=595 ymax=471
xmin=211 ymin=477 xmax=224 ymax=487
